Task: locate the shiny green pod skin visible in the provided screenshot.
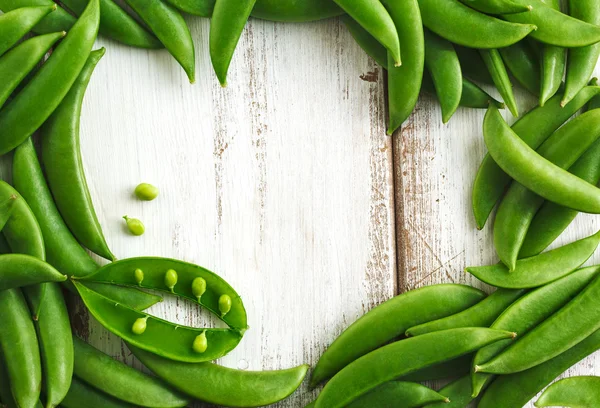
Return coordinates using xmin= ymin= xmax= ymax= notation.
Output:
xmin=73 ymin=337 xmax=190 ymax=407
xmin=477 ymin=272 xmax=600 ymax=374
xmin=467 ymin=232 xmax=600 ymax=289
xmin=0 ymin=0 xmax=99 ymax=156
xmin=384 ymin=0 xmax=424 ymax=134
xmin=471 ymin=267 xmax=600 ymax=397
xmin=406 ymin=289 xmax=524 ymax=336
xmin=0 ymin=5 xmax=55 ymax=56
xmin=60 ymin=377 xmax=134 ymax=408
xmin=314 ymin=328 xmax=514 ymax=408
xmin=162 ymin=0 xmax=215 ymax=16
xmin=0 ymin=0 xmax=75 ymax=34
xmin=498 ymin=41 xmax=540 ymax=96
xmin=483 ymin=106 xmax=600 ymax=213
xmin=210 ymin=0 xmax=256 ymax=86
xmin=0 ymin=254 xmax=66 ymax=289
xmin=310 ymin=284 xmax=485 ymax=387
xmin=562 ymin=0 xmax=600 ymax=106
xmin=472 ymin=86 xmax=600 ymax=229
xmin=80 ymin=257 xmax=247 ymax=331
xmin=251 ymin=0 xmax=343 ymax=22
xmin=480 ymin=49 xmax=518 ymax=116
xmin=494 ymin=109 xmax=600 ymax=270
xmin=0 ymin=31 xmax=64 ymax=109
xmin=458 ymin=0 xmax=531 ymax=13
xmin=129 ymin=344 xmax=309 ymax=407
xmin=536 ymin=376 xmax=600 ymax=407
xmin=428 ymin=375 xmax=479 ymax=408
xmin=538 ymin=0 xmax=565 ymax=105
xmin=347 ymin=381 xmax=448 ymax=408
xmin=124 ymin=0 xmax=194 ymax=82
xmin=418 ymin=0 xmax=536 ymax=49
xmin=40 ymin=48 xmax=115 ymax=261
xmin=74 ymin=281 xmax=242 ymax=363
xmin=424 ymin=29 xmax=462 ymax=123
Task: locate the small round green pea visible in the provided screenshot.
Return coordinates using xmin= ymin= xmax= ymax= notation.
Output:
xmin=192 ymin=277 xmax=207 ymax=301
xmin=192 ymin=331 xmax=208 ymax=353
xmin=134 ymin=269 xmax=144 ymax=286
xmin=123 ymin=215 xmax=145 ymax=236
xmin=132 ymin=317 xmax=148 ymax=335
xmin=164 ymin=269 xmax=178 ymax=293
xmin=218 ymin=294 xmax=232 ymax=317
xmin=134 ymin=183 xmax=159 ymax=201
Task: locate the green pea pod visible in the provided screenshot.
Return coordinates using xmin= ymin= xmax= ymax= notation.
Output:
xmin=498 ymin=40 xmax=540 ymax=96
xmin=0 ymin=0 xmax=99 ymax=156
xmin=484 ymin=105 xmax=600 ymax=213
xmin=73 ymin=337 xmax=190 ymax=407
xmin=468 ymin=231 xmax=600 ymax=289
xmin=210 ymin=0 xmax=256 ymax=86
xmin=455 ymin=45 xmax=494 ymax=84
xmin=342 ymin=15 xmax=388 ymax=68
xmin=251 ymin=0 xmax=343 ymax=22
xmin=472 ymin=86 xmax=600 ymax=229
xmin=384 ymin=0 xmax=424 ymax=134
xmin=504 ymin=0 xmax=600 ymax=47
xmin=125 ymin=0 xmax=194 ymax=82
xmin=79 ymin=257 xmax=248 ymax=331
xmin=536 ymin=0 xmax=565 ymax=105
xmin=480 ymin=49 xmax=518 ymax=117
xmin=458 ymin=0 xmax=531 ymax=13
xmin=478 ymin=271 xmax=600 ymax=374
xmin=418 ymin=0 xmax=536 ymax=49
xmin=406 ymin=288 xmax=524 ymax=336
xmin=471 ymin=266 xmax=600 ymax=397
xmin=0 ymin=0 xmax=75 ymax=33
xmin=536 ymin=376 xmax=600 ymax=407
xmin=0 ymin=254 xmax=66 ymax=289
xmin=428 ymin=375 xmax=479 ymax=408
xmin=65 ymin=280 xmax=163 ymax=311
xmin=424 ymin=29 xmax=462 ymax=123
xmin=0 ymin=5 xmax=55 ymax=56
xmin=347 ymin=381 xmax=448 ymax=408
xmin=334 ymin=0 xmax=401 ymax=66
xmin=163 ymin=0 xmax=214 ymax=16
xmin=74 ymin=281 xmax=242 ymax=363
xmin=129 ymin=344 xmax=308 ymax=407
xmin=40 ymin=48 xmax=115 ymax=261
xmin=310 ymin=284 xmax=485 ymax=387
xmin=314 ymin=328 xmax=514 ymax=408
xmin=61 ymin=377 xmax=135 ymax=408
xmin=399 ymin=354 xmax=472 ymax=382
xmin=562 ymin=1 xmax=600 ymax=106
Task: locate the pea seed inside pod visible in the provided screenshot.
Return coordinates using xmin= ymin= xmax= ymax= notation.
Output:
xmin=134 ymin=268 xmax=144 ymax=286
xmin=123 ymin=215 xmax=145 ymax=236
xmin=218 ymin=294 xmax=232 ymax=317
xmin=132 ymin=317 xmax=148 ymax=335
xmin=193 ymin=331 xmax=208 ymax=353
xmin=192 ymin=277 xmax=207 ymax=301
xmin=164 ymin=269 xmax=178 ymax=293
xmin=134 ymin=183 xmax=159 ymax=201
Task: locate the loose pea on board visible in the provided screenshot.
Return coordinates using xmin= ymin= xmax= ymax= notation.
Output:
xmin=123 ymin=216 xmax=145 ymax=236
xmin=134 ymin=183 xmax=159 ymax=201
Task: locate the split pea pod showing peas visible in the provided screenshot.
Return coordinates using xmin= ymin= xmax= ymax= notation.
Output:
xmin=310 ymin=284 xmax=485 ymax=386
xmin=536 ymin=376 xmax=600 ymax=407
xmin=80 ymin=256 xmax=248 ymax=331
xmin=0 ymin=0 xmax=75 ymax=34
xmin=347 ymin=381 xmax=447 ymax=408
xmin=74 ymin=281 xmax=242 ymax=362
xmin=498 ymin=40 xmax=540 ymax=96
xmin=467 ymin=232 xmax=600 ymax=289
xmin=480 ymin=49 xmax=518 ymax=117
xmin=314 ymin=328 xmax=515 ymax=408
xmin=538 ymin=0 xmax=565 ymax=106
xmin=0 ymin=0 xmax=99 ymax=156
xmin=0 ymin=5 xmax=55 ymax=56
xmin=458 ymin=0 xmax=531 ymax=14
xmin=60 ymin=377 xmax=134 ymax=408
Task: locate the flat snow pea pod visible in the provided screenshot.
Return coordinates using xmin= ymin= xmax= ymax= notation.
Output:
xmin=562 ymin=0 xmax=600 ymax=106
xmin=310 ymin=284 xmax=486 ymax=387
xmin=467 ymin=231 xmax=600 ymax=289
xmin=0 ymin=5 xmax=55 ymax=56
xmin=494 ymin=109 xmax=600 ymax=270
xmin=0 ymin=254 xmax=66 ymax=289
xmin=129 ymin=344 xmax=308 ymax=407
xmin=40 ymin=48 xmax=115 ymax=261
xmin=418 ymin=0 xmax=536 ymax=49
xmin=428 ymin=375 xmax=479 ymax=408
xmin=498 ymin=40 xmax=540 ymax=95
xmin=125 ymin=0 xmax=194 ymax=82
xmin=334 ymin=0 xmax=401 ymax=66
xmin=406 ymin=288 xmax=525 ymax=336
xmin=314 ymin=328 xmax=514 ymax=408
xmin=504 ymin=0 xmax=600 ymax=47
xmin=455 ymin=45 xmax=494 ymax=84
xmin=477 ymin=271 xmax=600 ymax=374
xmin=536 ymin=376 xmax=600 ymax=407
xmin=0 ymin=0 xmax=99 ymax=156
xmin=383 ymin=0 xmax=424 ymax=134
xmin=163 ymin=0 xmax=215 ymax=16
xmin=74 ymin=281 xmax=242 ymax=363
xmin=79 ymin=257 xmax=247 ymax=331
xmin=347 ymin=381 xmax=448 ymax=408
xmin=471 ymin=266 xmax=600 ymax=397
xmin=537 ymin=0 xmax=565 ymax=105
xmin=73 ymin=337 xmax=190 ymax=407
xmin=251 ymin=0 xmax=343 ymax=22
xmin=458 ymin=0 xmax=531 ymax=14
xmin=472 ymin=86 xmax=600 ymax=229
xmin=483 ymin=106 xmax=600 ymax=213
xmin=480 ymin=49 xmax=518 ymax=116
xmin=342 ymin=15 xmax=388 ymax=68
xmin=61 ymin=377 xmax=135 ymax=408
xmin=424 ymin=29 xmax=462 ymax=123
xmin=0 ymin=31 xmax=64 ymax=109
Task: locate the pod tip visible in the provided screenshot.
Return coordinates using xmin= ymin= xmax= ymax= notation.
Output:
xmin=474 ymin=365 xmax=481 ymax=373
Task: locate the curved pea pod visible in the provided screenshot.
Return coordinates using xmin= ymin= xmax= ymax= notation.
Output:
xmin=537 ymin=0 xmax=565 ymax=106
xmin=163 ymin=0 xmax=215 ymax=16
xmin=428 ymin=375 xmax=479 ymax=408
xmin=480 ymin=49 xmax=518 ymax=116
xmin=342 ymin=15 xmax=388 ymax=68
xmin=477 ymin=270 xmax=600 ymax=374
xmin=498 ymin=40 xmax=540 ymax=96
xmin=536 ymin=376 xmax=600 ymax=407
xmin=129 ymin=344 xmax=308 ymax=407
xmin=0 ymin=0 xmax=100 ymax=156
xmin=406 ymin=288 xmax=524 ymax=336
xmin=310 ymin=284 xmax=485 ymax=387
xmin=347 ymin=381 xmax=448 ymax=408
xmin=74 ymin=281 xmax=242 ymax=363
xmin=79 ymin=257 xmax=247 ymax=331
xmin=251 ymin=0 xmax=343 ymax=22
xmin=73 ymin=337 xmax=190 ymax=407
xmin=0 ymin=254 xmax=67 ymax=289
xmin=471 ymin=266 xmax=600 ymax=397
xmin=0 ymin=0 xmax=75 ymax=34
xmin=61 ymin=377 xmax=135 ymax=408
xmin=458 ymin=0 xmax=531 ymax=13
xmin=0 ymin=5 xmax=55 ymax=56
xmin=314 ymin=328 xmax=515 ymax=408
xmin=467 ymin=231 xmax=600 ymax=289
